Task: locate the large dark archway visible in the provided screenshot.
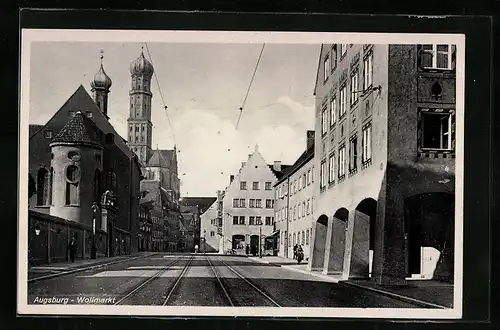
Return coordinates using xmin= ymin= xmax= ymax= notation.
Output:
xmin=311 ymin=215 xmax=328 ymax=271
xmin=347 ymin=198 xmax=377 ymax=279
xmin=325 ymin=208 xmax=349 ymax=275
xmin=232 ymin=234 xmax=245 ymax=251
xmin=250 ymin=235 xmax=259 ymax=256
xmin=404 ymin=192 xmax=455 ymax=283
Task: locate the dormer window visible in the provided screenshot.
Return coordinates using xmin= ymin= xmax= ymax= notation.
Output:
xmin=44 ymin=131 xmax=52 ymax=139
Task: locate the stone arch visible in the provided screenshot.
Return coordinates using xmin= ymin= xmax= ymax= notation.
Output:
xmin=325 ymin=207 xmax=349 ymax=275
xmin=404 ymin=192 xmax=454 ymax=283
xmin=311 ymin=214 xmax=328 ymax=271
xmin=346 ymin=198 xmax=377 ymax=279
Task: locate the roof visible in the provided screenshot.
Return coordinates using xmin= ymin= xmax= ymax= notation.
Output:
xmin=139 ymin=180 xmax=161 ymax=204
xmin=179 ymin=197 xmax=217 ymax=214
xmin=29 ymin=124 xmax=44 ymax=138
xmin=313 ymin=44 xmax=324 ymax=96
xmin=274 ymin=144 xmax=315 ymax=186
xmin=268 ymin=164 xmax=292 ymax=180
xmin=147 ymin=149 xmax=175 ymax=168
xmin=50 ymin=111 xmax=102 ymax=147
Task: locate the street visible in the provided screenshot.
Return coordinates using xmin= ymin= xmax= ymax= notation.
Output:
xmin=28 ymin=254 xmax=420 ymax=308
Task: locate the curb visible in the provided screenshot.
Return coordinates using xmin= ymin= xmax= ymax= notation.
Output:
xmin=247 ymin=256 xmax=447 ymax=309
xmin=338 ymin=281 xmax=449 ymax=309
xmin=28 ymin=253 xmax=158 ymax=283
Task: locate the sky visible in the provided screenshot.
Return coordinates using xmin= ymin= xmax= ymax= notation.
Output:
xmin=29 ymin=41 xmax=319 ymax=197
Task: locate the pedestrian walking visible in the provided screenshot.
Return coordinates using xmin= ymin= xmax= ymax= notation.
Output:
xmin=68 ymin=236 xmax=77 ymax=263
xmin=293 ymin=244 xmax=298 ymax=260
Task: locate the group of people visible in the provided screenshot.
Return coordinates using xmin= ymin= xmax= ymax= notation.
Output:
xmin=293 ymin=244 xmax=304 ymax=260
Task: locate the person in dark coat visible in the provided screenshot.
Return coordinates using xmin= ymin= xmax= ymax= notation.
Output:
xmin=68 ymin=236 xmax=77 ymax=263
xmin=293 ymin=244 xmax=298 ymax=260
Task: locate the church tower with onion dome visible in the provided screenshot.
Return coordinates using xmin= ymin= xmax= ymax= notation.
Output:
xmin=127 ymin=47 xmax=154 ymax=164
xmin=90 ymin=53 xmax=112 ymax=117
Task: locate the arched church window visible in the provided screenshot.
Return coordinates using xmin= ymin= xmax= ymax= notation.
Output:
xmin=65 ymin=165 xmax=80 ymax=205
xmin=36 ymin=168 xmax=49 ymax=206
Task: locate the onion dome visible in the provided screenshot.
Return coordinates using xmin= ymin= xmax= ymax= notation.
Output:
xmin=90 ymin=61 xmax=112 ymax=90
xmin=130 ymin=49 xmax=154 ymax=76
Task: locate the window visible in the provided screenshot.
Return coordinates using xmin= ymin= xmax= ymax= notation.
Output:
xmin=240 ymin=181 xmax=247 ymax=190
xmin=210 ymin=231 xmax=215 ymax=237
xmin=312 ymin=166 xmax=314 ymax=183
xmin=307 ymin=199 xmax=311 ymax=215
xmin=68 ymin=110 xmax=75 ymax=118
xmin=328 ymin=153 xmax=335 ymax=183
xmin=324 ymin=56 xmax=330 ymax=82
xmin=256 ymin=199 xmax=262 ymax=208
xmin=249 ymin=216 xmax=255 ymax=225
xmin=65 ymin=165 xmax=80 ymax=205
xmin=338 ymin=145 xmax=346 ymax=178
xmin=302 ymin=201 xmax=306 ymax=217
xmin=420 ymin=110 xmax=453 ymax=150
xmin=266 ymin=199 xmax=273 ymax=208
xmin=306 ymin=229 xmax=310 ymax=245
xmin=256 ymin=216 xmax=262 ymax=225
xmin=249 ymin=199 xmax=255 ymax=208
xmin=295 ymin=180 xmax=298 ymax=193
xmin=265 ymin=216 xmax=272 ymax=226
xmin=302 ymin=231 xmax=305 ymax=245
xmin=363 ymin=52 xmax=373 ymax=90
xmin=420 ymin=44 xmax=454 ymax=70
xmin=233 ymin=199 xmax=238 ymax=207
xmin=362 ymin=123 xmax=372 ymax=163
xmin=330 ymin=97 xmax=337 ymax=126
xmin=321 ymin=106 xmax=328 ymax=136
xmin=307 ymin=169 xmax=312 ymax=185
xmin=44 ymin=131 xmax=52 ymax=139
xmin=239 ymin=216 xmax=245 ymax=225
xmin=331 ymin=45 xmax=338 ymax=71
xmin=265 ymin=182 xmax=272 ymax=190
xmin=320 ymin=160 xmax=327 ymax=189
xmin=340 ymin=44 xmax=348 ymax=57
xmin=303 ymin=173 xmax=307 ymax=188
xmin=349 ymin=136 xmax=358 ymax=172
xmin=294 ymin=206 xmax=297 ymax=220
xmin=340 ymin=85 xmax=347 ymax=117
xmin=350 ymin=69 xmax=359 ymax=105
xmin=239 ymin=199 xmax=245 ymax=207
xmin=85 ymin=111 xmax=93 ymax=118
xmin=252 ymin=182 xmax=260 ymax=190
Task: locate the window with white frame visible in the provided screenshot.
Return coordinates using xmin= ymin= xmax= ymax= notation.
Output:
xmin=420 ymin=110 xmax=454 ymax=150
xmin=266 ymin=199 xmax=273 ymax=208
xmin=307 ymin=199 xmax=311 ymax=215
xmin=299 ymin=175 xmax=303 ymax=190
xmin=239 ymin=199 xmax=245 ymax=208
xmin=249 ymin=216 xmax=256 ymax=225
xmin=233 ymin=216 xmax=239 ymax=224
xmin=350 ymin=69 xmax=359 ymax=105
xmin=239 ymin=216 xmax=245 ymax=225
xmin=338 ymin=145 xmax=346 ymax=178
xmin=324 ymin=56 xmax=330 ymax=82
xmin=321 ymin=106 xmax=328 ymax=136
xmin=331 ymin=45 xmax=338 ymax=71
xmin=256 ymin=199 xmax=262 ymax=208
xmin=420 ymin=44 xmax=455 ymax=70
xmin=320 ymin=160 xmax=327 ymax=189
xmin=294 ymin=206 xmax=297 ymax=220
xmin=330 ymin=97 xmax=337 ymax=126
xmin=249 ymin=199 xmax=255 ymax=208
xmin=362 ymin=123 xmax=372 ymax=163
xmin=307 ymin=169 xmax=312 ymax=185
xmin=328 ymin=153 xmax=335 ymax=183
xmin=240 ymin=181 xmax=247 ymax=190
xmin=340 ymin=85 xmax=347 ymax=117
xmin=340 ymin=44 xmax=348 ymax=57
xmin=265 ymin=182 xmax=272 ymax=190
xmin=252 ymin=181 xmax=260 ymax=190
xmin=349 ymin=135 xmax=358 ymax=171
xmin=302 ymin=201 xmax=306 ymax=217
xmin=256 ymin=216 xmax=262 ymax=225
xmin=232 ymin=198 xmax=238 ymax=207
xmin=363 ymin=52 xmax=373 ymax=90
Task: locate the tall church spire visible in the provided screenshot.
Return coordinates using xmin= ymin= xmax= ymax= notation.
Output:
xmin=90 ymin=50 xmax=112 ymax=117
xmin=127 ymin=48 xmax=154 ymax=164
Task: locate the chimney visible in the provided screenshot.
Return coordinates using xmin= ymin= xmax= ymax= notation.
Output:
xmin=241 ymin=161 xmax=247 ymax=168
xmin=273 ymin=161 xmax=281 ymax=172
xmin=230 ymin=175 xmax=235 ymax=184
xmin=306 ymin=130 xmax=315 ymax=150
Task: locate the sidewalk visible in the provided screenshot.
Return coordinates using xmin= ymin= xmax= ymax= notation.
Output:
xmin=28 ymin=252 xmax=156 ymax=282
xmin=247 ymin=255 xmax=452 ymax=308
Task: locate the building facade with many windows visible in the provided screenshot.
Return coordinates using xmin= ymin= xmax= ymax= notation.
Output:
xmin=221 ymin=145 xmax=289 ymax=255
xmin=310 ymin=43 xmax=456 ymax=285
xmin=274 ymin=131 xmax=315 ymax=260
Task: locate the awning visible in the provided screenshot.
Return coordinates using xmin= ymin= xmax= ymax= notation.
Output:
xmin=268 ymin=230 xmax=280 ymax=237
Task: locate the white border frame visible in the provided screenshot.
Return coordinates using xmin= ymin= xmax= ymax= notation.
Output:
xmin=18 ymin=29 xmax=465 ymax=319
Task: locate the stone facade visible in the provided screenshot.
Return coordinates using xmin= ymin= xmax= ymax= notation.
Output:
xmin=310 ymin=44 xmax=456 ymax=285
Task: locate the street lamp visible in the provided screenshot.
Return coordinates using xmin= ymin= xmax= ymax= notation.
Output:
xmin=34 ymin=222 xmax=41 ymax=236
xmin=91 ymin=202 xmax=99 ymax=259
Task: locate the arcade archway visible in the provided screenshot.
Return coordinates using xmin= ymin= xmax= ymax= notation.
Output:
xmin=311 ymin=215 xmax=328 ymax=271
xmin=350 ymin=198 xmax=377 ymax=278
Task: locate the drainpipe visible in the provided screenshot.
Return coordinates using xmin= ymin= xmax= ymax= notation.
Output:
xmin=285 ymin=177 xmax=290 ymax=259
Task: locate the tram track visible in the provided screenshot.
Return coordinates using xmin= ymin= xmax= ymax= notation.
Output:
xmin=161 ymin=255 xmax=194 ymax=306
xmin=207 ymin=255 xmax=282 ymax=307
xmin=114 ymin=256 xmax=184 ymax=305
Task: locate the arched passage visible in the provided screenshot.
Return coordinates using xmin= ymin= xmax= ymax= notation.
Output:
xmin=347 ymin=198 xmax=377 ymax=279
xmin=404 ymin=192 xmax=454 ymax=283
xmin=311 ymin=215 xmax=328 ymax=271
xmin=325 ymin=208 xmax=349 ymax=275
xmin=250 ymin=235 xmax=259 ymax=256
